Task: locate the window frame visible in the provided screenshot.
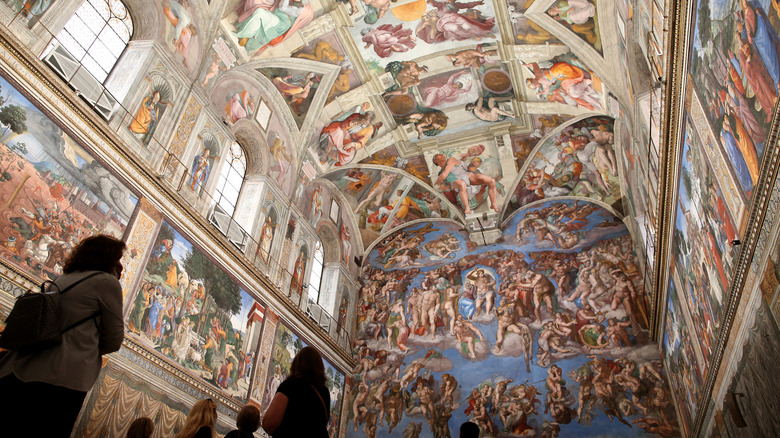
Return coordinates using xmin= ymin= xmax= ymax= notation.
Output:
xmin=212 ymin=141 xmax=247 ymax=218
xmin=307 ymin=240 xmax=324 ymax=304
xmin=47 ymin=0 xmax=134 ymax=84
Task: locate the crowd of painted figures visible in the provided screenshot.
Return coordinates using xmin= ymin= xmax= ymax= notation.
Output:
xmin=350 ymin=233 xmax=678 ymax=437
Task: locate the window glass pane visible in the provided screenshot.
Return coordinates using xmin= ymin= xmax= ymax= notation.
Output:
xmin=78 ymin=2 xmax=107 ymax=34
xmin=219 ymin=200 xmax=235 ymax=217
xmin=90 ymin=39 xmax=116 ymax=72
xmin=67 ymin=17 xmax=97 ymax=51
xmin=82 ymin=55 xmax=108 ymax=82
xmin=223 ymin=173 xmax=241 ymax=193
xmin=124 ymin=17 xmax=133 ymax=36
xmin=88 ymin=0 xmax=110 ymax=20
xmin=213 ymin=143 xmax=246 ymax=220
xmin=109 ymin=0 xmax=128 ymax=19
xmin=57 ymin=31 xmax=87 ymax=60
xmin=308 ymin=245 xmax=324 ymax=302
xmin=220 ymin=159 xmax=232 ymax=176
xmin=50 ymin=0 xmax=132 ymax=86
xmin=99 ymin=24 xmax=125 ymax=57
xmin=108 ymin=17 xmax=130 ymax=42
xmin=222 ymin=184 xmax=239 ymax=202
xmin=227 ymin=170 xmax=243 ymax=189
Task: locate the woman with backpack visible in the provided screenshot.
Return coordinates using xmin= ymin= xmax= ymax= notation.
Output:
xmin=0 ymin=235 xmax=126 ymax=437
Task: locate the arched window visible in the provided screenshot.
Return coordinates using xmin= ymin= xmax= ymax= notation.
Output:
xmin=41 ymin=0 xmax=133 ymax=118
xmin=48 ymin=0 xmax=132 ymax=82
xmin=307 ymin=241 xmax=324 ymax=303
xmin=214 ymin=141 xmax=246 ymax=217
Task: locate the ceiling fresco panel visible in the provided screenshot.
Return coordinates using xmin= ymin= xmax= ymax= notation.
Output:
xmin=223 ymin=0 xmax=323 ymax=59
xmin=258 ymin=66 xmax=328 ymax=129
xmin=509 ymin=0 xmax=566 ymax=45
xmin=291 ymin=32 xmax=363 ymax=104
xmin=506 ymin=116 xmax=620 ymax=217
xmin=360 ymin=144 xmax=432 ymax=183
xmin=428 ymin=140 xmax=511 ymax=215
xmin=519 ymin=50 xmax=605 ymax=111
xmin=162 ymin=0 xmax=202 ymax=74
xmin=544 ymin=0 xmax=601 ymax=54
xmin=312 ymin=101 xmax=386 ymax=169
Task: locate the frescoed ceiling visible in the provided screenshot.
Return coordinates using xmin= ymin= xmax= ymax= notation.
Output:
xmin=185 ymin=0 xmax=631 ymax=257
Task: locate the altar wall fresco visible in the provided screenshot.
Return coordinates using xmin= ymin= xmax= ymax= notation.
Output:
xmin=348 ymin=200 xmax=679 ymax=437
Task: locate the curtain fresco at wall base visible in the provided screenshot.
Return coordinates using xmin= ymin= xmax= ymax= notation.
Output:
xmin=347 ymin=201 xmax=679 ymax=437
xmin=0 ymin=76 xmax=138 ymax=283
xmin=73 ymin=363 xmax=232 ymax=438
xmin=125 ymin=220 xmax=265 ymax=403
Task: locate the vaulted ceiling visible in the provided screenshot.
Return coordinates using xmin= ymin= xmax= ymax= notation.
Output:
xmin=129 ymin=0 xmax=641 ymax=258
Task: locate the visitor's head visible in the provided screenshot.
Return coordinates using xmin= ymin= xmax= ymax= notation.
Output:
xmin=290 ymin=346 xmax=327 ymax=386
xmin=126 ymin=417 xmax=154 ymax=438
xmin=175 ymin=399 xmax=217 ymax=438
xmin=236 ymin=404 xmax=261 ymax=432
xmin=460 ymin=421 xmax=480 ymax=438
xmin=63 ymin=235 xmax=126 ymax=278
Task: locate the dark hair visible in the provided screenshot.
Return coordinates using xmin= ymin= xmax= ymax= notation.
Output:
xmin=126 ymin=417 xmax=154 ymax=438
xmin=460 ymin=421 xmax=480 ymax=437
xmin=236 ymin=405 xmax=261 ymax=432
xmin=289 ymin=346 xmax=326 ymax=386
xmin=63 ymin=235 xmax=126 ymax=274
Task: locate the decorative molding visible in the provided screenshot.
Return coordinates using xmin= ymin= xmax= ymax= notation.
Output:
xmin=650 ymin=0 xmax=688 ymax=340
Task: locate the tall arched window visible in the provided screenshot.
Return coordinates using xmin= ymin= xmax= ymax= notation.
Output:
xmin=41 ymin=0 xmax=133 ymax=118
xmin=307 ymin=241 xmax=324 ymax=303
xmin=214 ymin=142 xmax=246 ymax=217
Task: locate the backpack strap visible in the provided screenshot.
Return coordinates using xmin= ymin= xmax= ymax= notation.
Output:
xmin=311 ymin=384 xmax=329 ymax=423
xmin=55 ymin=272 xmax=105 ymax=333
xmin=54 ymin=272 xmax=103 ymax=295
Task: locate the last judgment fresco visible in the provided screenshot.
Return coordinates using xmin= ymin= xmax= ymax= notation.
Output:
xmin=349 ymin=200 xmax=679 ymax=437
